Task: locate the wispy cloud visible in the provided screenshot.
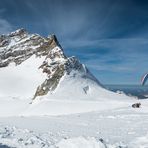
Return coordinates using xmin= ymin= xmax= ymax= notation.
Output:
xmin=0 ymin=18 xmax=13 ymax=34
xmin=64 ymin=38 xmax=148 ymax=84
xmin=0 ymin=0 xmax=147 ymax=84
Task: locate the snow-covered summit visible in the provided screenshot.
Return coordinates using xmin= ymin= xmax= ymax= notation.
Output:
xmin=0 ymin=29 xmax=133 ymax=102
xmin=0 ymin=29 xmax=102 ymax=100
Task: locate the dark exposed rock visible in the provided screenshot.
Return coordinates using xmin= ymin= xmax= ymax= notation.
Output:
xmin=132 ymin=103 xmax=141 ymax=108
xmin=0 ymin=35 xmax=10 ymax=47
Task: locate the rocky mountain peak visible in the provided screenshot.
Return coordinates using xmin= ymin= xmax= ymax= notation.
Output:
xmin=0 ymin=28 xmax=64 ymax=67
xmin=0 ymin=29 xmax=102 ymax=100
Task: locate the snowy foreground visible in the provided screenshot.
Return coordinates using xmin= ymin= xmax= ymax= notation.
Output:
xmin=0 ymin=29 xmax=147 ymax=147
xmin=0 ymin=98 xmax=148 ymax=147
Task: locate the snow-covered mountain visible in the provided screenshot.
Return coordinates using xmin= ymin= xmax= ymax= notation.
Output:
xmin=0 ymin=28 xmax=133 ymax=103
xmin=1 ymin=29 xmax=147 ymax=148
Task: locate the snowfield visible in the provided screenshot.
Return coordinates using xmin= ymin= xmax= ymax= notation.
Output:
xmin=0 ymin=30 xmax=147 ymax=147
xmin=0 ymin=100 xmax=148 ymax=147
xmin=0 ymin=125 xmax=107 ymax=148
xmin=0 ymin=54 xmax=147 ymax=147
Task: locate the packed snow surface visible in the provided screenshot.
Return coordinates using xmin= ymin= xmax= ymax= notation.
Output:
xmin=0 ymin=102 xmax=148 ymax=147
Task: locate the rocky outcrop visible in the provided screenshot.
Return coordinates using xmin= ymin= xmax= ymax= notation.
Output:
xmin=0 ymin=29 xmax=62 ymax=67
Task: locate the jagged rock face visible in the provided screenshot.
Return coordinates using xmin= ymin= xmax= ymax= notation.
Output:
xmin=0 ymin=29 xmax=87 ymax=100
xmin=0 ymin=29 xmax=63 ymax=67
xmin=34 ymin=56 xmax=84 ymax=98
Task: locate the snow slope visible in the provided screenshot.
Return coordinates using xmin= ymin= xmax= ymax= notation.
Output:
xmin=35 ymin=69 xmax=133 ymax=101
xmin=0 ymin=55 xmax=46 ymax=98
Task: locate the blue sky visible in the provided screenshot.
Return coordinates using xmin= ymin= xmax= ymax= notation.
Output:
xmin=0 ymin=0 xmax=147 ymax=84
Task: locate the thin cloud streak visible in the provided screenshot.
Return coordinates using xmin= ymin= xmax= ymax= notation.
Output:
xmin=0 ymin=18 xmax=13 ymax=34
xmin=0 ymin=0 xmax=147 ymax=84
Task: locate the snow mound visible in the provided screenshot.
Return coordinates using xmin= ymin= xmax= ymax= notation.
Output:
xmin=56 ymin=137 xmax=106 ymax=148
xmin=0 ymin=125 xmax=106 ymax=148
xmin=0 ymin=125 xmax=57 ymax=148
xmin=130 ymin=133 xmax=148 ymax=148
